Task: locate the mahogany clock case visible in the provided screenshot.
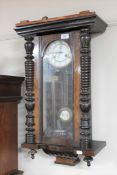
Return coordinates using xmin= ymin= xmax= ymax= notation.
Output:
xmin=0 ymin=75 xmax=24 ymax=175
xmin=15 ymin=11 xmax=107 ymax=166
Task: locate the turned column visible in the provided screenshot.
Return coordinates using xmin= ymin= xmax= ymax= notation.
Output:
xmin=24 ymin=36 xmax=35 ymax=144
xmin=80 ymin=28 xmax=92 ymax=146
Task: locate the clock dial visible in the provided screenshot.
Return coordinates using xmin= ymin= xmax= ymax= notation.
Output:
xmin=43 ymin=40 xmax=72 ymax=68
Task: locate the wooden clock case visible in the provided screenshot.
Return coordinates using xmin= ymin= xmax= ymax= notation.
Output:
xmin=15 ymin=11 xmax=107 ymax=166
xmin=0 ymin=75 xmax=24 ymax=175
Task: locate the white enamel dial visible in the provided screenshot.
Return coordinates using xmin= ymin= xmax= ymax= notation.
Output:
xmin=43 ymin=40 xmax=72 ymax=68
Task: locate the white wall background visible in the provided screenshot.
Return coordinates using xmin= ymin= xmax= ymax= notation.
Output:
xmin=0 ymin=0 xmax=117 ymax=175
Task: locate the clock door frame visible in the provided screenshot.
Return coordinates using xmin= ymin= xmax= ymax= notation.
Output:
xmin=37 ymin=31 xmax=81 ymax=147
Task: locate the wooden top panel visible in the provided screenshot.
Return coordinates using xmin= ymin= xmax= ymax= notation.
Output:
xmin=16 ymin=11 xmax=95 ymax=27
xmin=15 ymin=11 xmax=107 ymax=36
xmin=0 ymin=75 xmax=24 ymax=83
xmin=0 ymin=75 xmax=24 ymax=101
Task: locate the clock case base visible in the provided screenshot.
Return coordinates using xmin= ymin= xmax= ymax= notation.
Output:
xmin=22 ymin=140 xmax=106 ymax=165
xmin=55 ymin=156 xmax=80 ymax=166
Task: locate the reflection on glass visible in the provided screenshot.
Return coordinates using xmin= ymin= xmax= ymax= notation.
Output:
xmin=42 ymin=40 xmax=73 ymax=145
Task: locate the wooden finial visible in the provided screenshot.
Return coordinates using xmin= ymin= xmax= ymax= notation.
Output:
xmin=42 ymin=16 xmax=48 ymax=21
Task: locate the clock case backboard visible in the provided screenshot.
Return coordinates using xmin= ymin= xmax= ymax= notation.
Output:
xmin=15 ymin=11 xmax=107 ymax=166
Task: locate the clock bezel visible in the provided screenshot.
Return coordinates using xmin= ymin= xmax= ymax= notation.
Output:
xmin=58 ymin=107 xmax=72 ymax=122
xmin=43 ymin=39 xmax=72 ymax=69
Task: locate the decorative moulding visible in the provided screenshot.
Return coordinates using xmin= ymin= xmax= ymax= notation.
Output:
xmin=0 ymin=19 xmax=117 ymax=42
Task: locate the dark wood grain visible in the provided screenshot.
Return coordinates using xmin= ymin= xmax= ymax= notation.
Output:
xmin=24 ymin=36 xmax=35 ymax=144
xmin=80 ymin=28 xmax=92 ymax=146
xmin=0 ymin=75 xmax=24 ymax=175
xmin=9 ymin=170 xmax=24 ymax=175
xmin=0 ymin=75 xmax=24 ymax=98
xmin=34 ymin=79 xmax=40 ymax=143
xmin=81 ymin=140 xmax=106 ymax=156
xmin=0 ymin=102 xmax=18 ymax=175
xmin=22 ymin=143 xmax=39 ymax=150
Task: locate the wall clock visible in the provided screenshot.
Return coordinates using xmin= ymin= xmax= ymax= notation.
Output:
xmin=15 ymin=11 xmax=107 ymax=166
